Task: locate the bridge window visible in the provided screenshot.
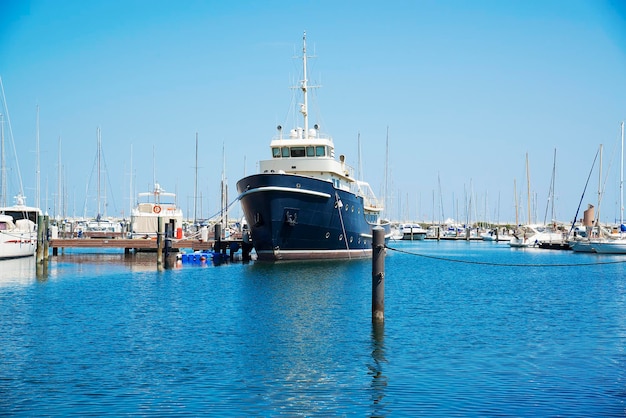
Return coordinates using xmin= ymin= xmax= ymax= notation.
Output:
xmin=316 ymin=146 xmax=325 ymax=157
xmin=272 ymin=147 xmax=281 ymax=158
xmin=281 ymin=147 xmax=290 ymax=157
xmin=306 ymin=146 xmax=315 ymax=157
xmin=290 ymin=147 xmax=305 ymax=157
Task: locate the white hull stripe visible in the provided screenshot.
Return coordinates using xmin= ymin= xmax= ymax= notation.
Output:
xmin=238 ymin=186 xmax=331 ymax=200
xmin=257 ymin=248 xmax=372 ymax=260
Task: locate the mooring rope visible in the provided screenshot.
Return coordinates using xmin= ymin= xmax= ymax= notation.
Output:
xmin=385 ymin=245 xmax=626 ymax=267
xmin=335 ymin=193 xmax=351 ymax=259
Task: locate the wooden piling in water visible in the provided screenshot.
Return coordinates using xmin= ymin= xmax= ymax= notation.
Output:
xmin=372 ymin=226 xmax=385 ymax=322
xmin=214 ymin=223 xmax=222 ymax=254
xmin=36 ymin=214 xmax=44 ymax=264
xmin=157 ymin=217 xmax=164 ymax=270
xmin=43 ymin=215 xmax=49 ymax=262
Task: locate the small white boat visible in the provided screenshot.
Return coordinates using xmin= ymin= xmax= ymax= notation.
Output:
xmin=131 ymin=183 xmax=183 ymax=239
xmin=590 ymin=238 xmax=626 ymax=254
xmin=0 ymin=195 xmax=41 ymax=259
xmin=84 ymin=217 xmax=122 ymax=238
xmin=399 ymin=223 xmax=427 ymax=240
xmin=389 ymin=224 xmax=403 ymax=241
xmin=509 ymin=224 xmax=564 ymax=248
xmin=481 ymin=228 xmax=512 ymax=242
xmin=568 ymin=238 xmax=596 ymax=253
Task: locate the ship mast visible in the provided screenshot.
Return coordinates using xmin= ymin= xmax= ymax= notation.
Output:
xmin=301 ymin=31 xmax=309 ymax=139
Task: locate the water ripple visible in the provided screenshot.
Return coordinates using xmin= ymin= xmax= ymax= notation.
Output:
xmin=1 ymin=244 xmax=625 ymax=415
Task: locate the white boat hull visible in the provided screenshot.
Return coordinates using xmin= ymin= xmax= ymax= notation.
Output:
xmin=591 ymin=239 xmax=626 ymax=254
xmin=0 ymin=230 xmax=37 ymax=259
xmin=569 ymin=240 xmax=595 ymax=253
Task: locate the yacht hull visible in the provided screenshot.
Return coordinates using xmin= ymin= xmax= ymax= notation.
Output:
xmin=237 ymin=173 xmax=387 ymax=261
xmin=0 ymin=231 xmax=37 ymax=259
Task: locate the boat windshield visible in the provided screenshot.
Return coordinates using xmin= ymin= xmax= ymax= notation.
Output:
xmin=272 ymin=145 xmax=327 ymax=158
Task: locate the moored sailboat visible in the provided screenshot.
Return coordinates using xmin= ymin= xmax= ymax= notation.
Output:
xmin=588 ymin=121 xmax=626 ymax=254
xmin=236 ymin=33 xmax=390 ymax=261
xmin=0 ymin=78 xmax=41 ymax=259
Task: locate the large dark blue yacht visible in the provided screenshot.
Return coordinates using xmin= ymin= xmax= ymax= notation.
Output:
xmin=236 ymin=33 xmax=389 ymax=261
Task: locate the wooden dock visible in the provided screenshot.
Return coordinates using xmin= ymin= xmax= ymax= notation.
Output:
xmin=49 ymin=237 xmax=253 ymax=257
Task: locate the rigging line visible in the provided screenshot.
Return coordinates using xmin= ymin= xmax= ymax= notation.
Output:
xmin=82 ymin=150 xmax=99 ymax=218
xmin=569 ymin=147 xmax=599 ymax=235
xmin=0 ymin=76 xmax=24 ymax=198
xmin=385 ymin=245 xmax=626 ymax=267
xmin=201 ymin=196 xmax=240 ymax=223
xmin=99 ymin=147 xmax=119 ymax=216
xmin=335 ymin=192 xmax=351 ymax=259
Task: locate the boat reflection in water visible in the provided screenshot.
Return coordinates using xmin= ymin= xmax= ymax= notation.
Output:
xmin=0 ymin=256 xmax=36 ymax=287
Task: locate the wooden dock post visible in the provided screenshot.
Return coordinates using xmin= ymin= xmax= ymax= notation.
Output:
xmin=372 ymin=226 xmax=385 ymax=322
xmin=214 ymin=223 xmax=222 ymax=253
xmin=157 ymin=217 xmax=164 ymax=270
xmin=36 ymin=214 xmax=45 ymax=264
xmin=43 ymin=215 xmax=49 ymax=262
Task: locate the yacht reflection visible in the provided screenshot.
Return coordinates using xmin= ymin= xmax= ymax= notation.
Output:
xmin=0 ymin=256 xmax=37 ymax=287
xmin=369 ymin=321 xmax=387 ymax=413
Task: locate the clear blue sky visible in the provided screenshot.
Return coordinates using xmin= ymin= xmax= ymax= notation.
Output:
xmin=1 ymin=0 xmax=625 ymax=225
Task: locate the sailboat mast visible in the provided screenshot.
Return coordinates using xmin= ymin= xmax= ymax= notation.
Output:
xmin=526 ymin=153 xmax=531 ymax=225
xmin=384 ymin=126 xmax=389 ymax=218
xmin=544 ymin=148 xmax=557 ymax=224
xmin=0 ymin=113 xmax=5 ymax=208
xmin=57 ymin=136 xmax=62 ymax=220
xmin=36 ymin=105 xmax=40 ymax=209
xmin=551 ymin=148 xmax=556 ymax=223
xmin=193 ymin=132 xmax=198 ymax=225
xmin=97 ymin=127 xmax=101 ymax=217
xmin=357 ymin=132 xmax=362 ymax=182
xmin=0 ymin=77 xmax=25 ymax=201
xmin=514 ymin=179 xmax=518 ymax=226
xmin=221 ymin=142 xmax=227 ymax=233
xmin=129 ymin=144 xmax=133 ymax=218
xmin=596 ymin=144 xmax=603 ymax=226
xmin=619 ymin=121 xmax=624 ymax=230
xmin=152 ymin=146 xmax=156 ymax=197
xmin=194 ymin=132 xmax=198 ymax=224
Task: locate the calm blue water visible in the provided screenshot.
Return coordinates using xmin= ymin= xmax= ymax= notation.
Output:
xmin=1 ymin=241 xmax=625 ymax=416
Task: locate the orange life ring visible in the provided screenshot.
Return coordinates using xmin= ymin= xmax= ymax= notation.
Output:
xmin=153 ymin=205 xmax=162 ymax=214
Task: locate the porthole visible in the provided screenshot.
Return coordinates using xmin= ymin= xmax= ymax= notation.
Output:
xmin=296 ymin=183 xmax=301 ymax=188
xmin=349 ymin=236 xmax=353 ymax=243
xmin=339 ymin=234 xmax=343 ymax=241
xmin=325 ymin=232 xmax=330 ymax=239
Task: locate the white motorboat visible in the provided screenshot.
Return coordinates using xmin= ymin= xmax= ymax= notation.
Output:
xmin=0 ymin=195 xmax=41 ymax=259
xmin=509 ymin=224 xmax=564 ymax=248
xmin=399 ymin=223 xmax=427 ymax=240
xmin=131 ymin=183 xmax=183 ymax=239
